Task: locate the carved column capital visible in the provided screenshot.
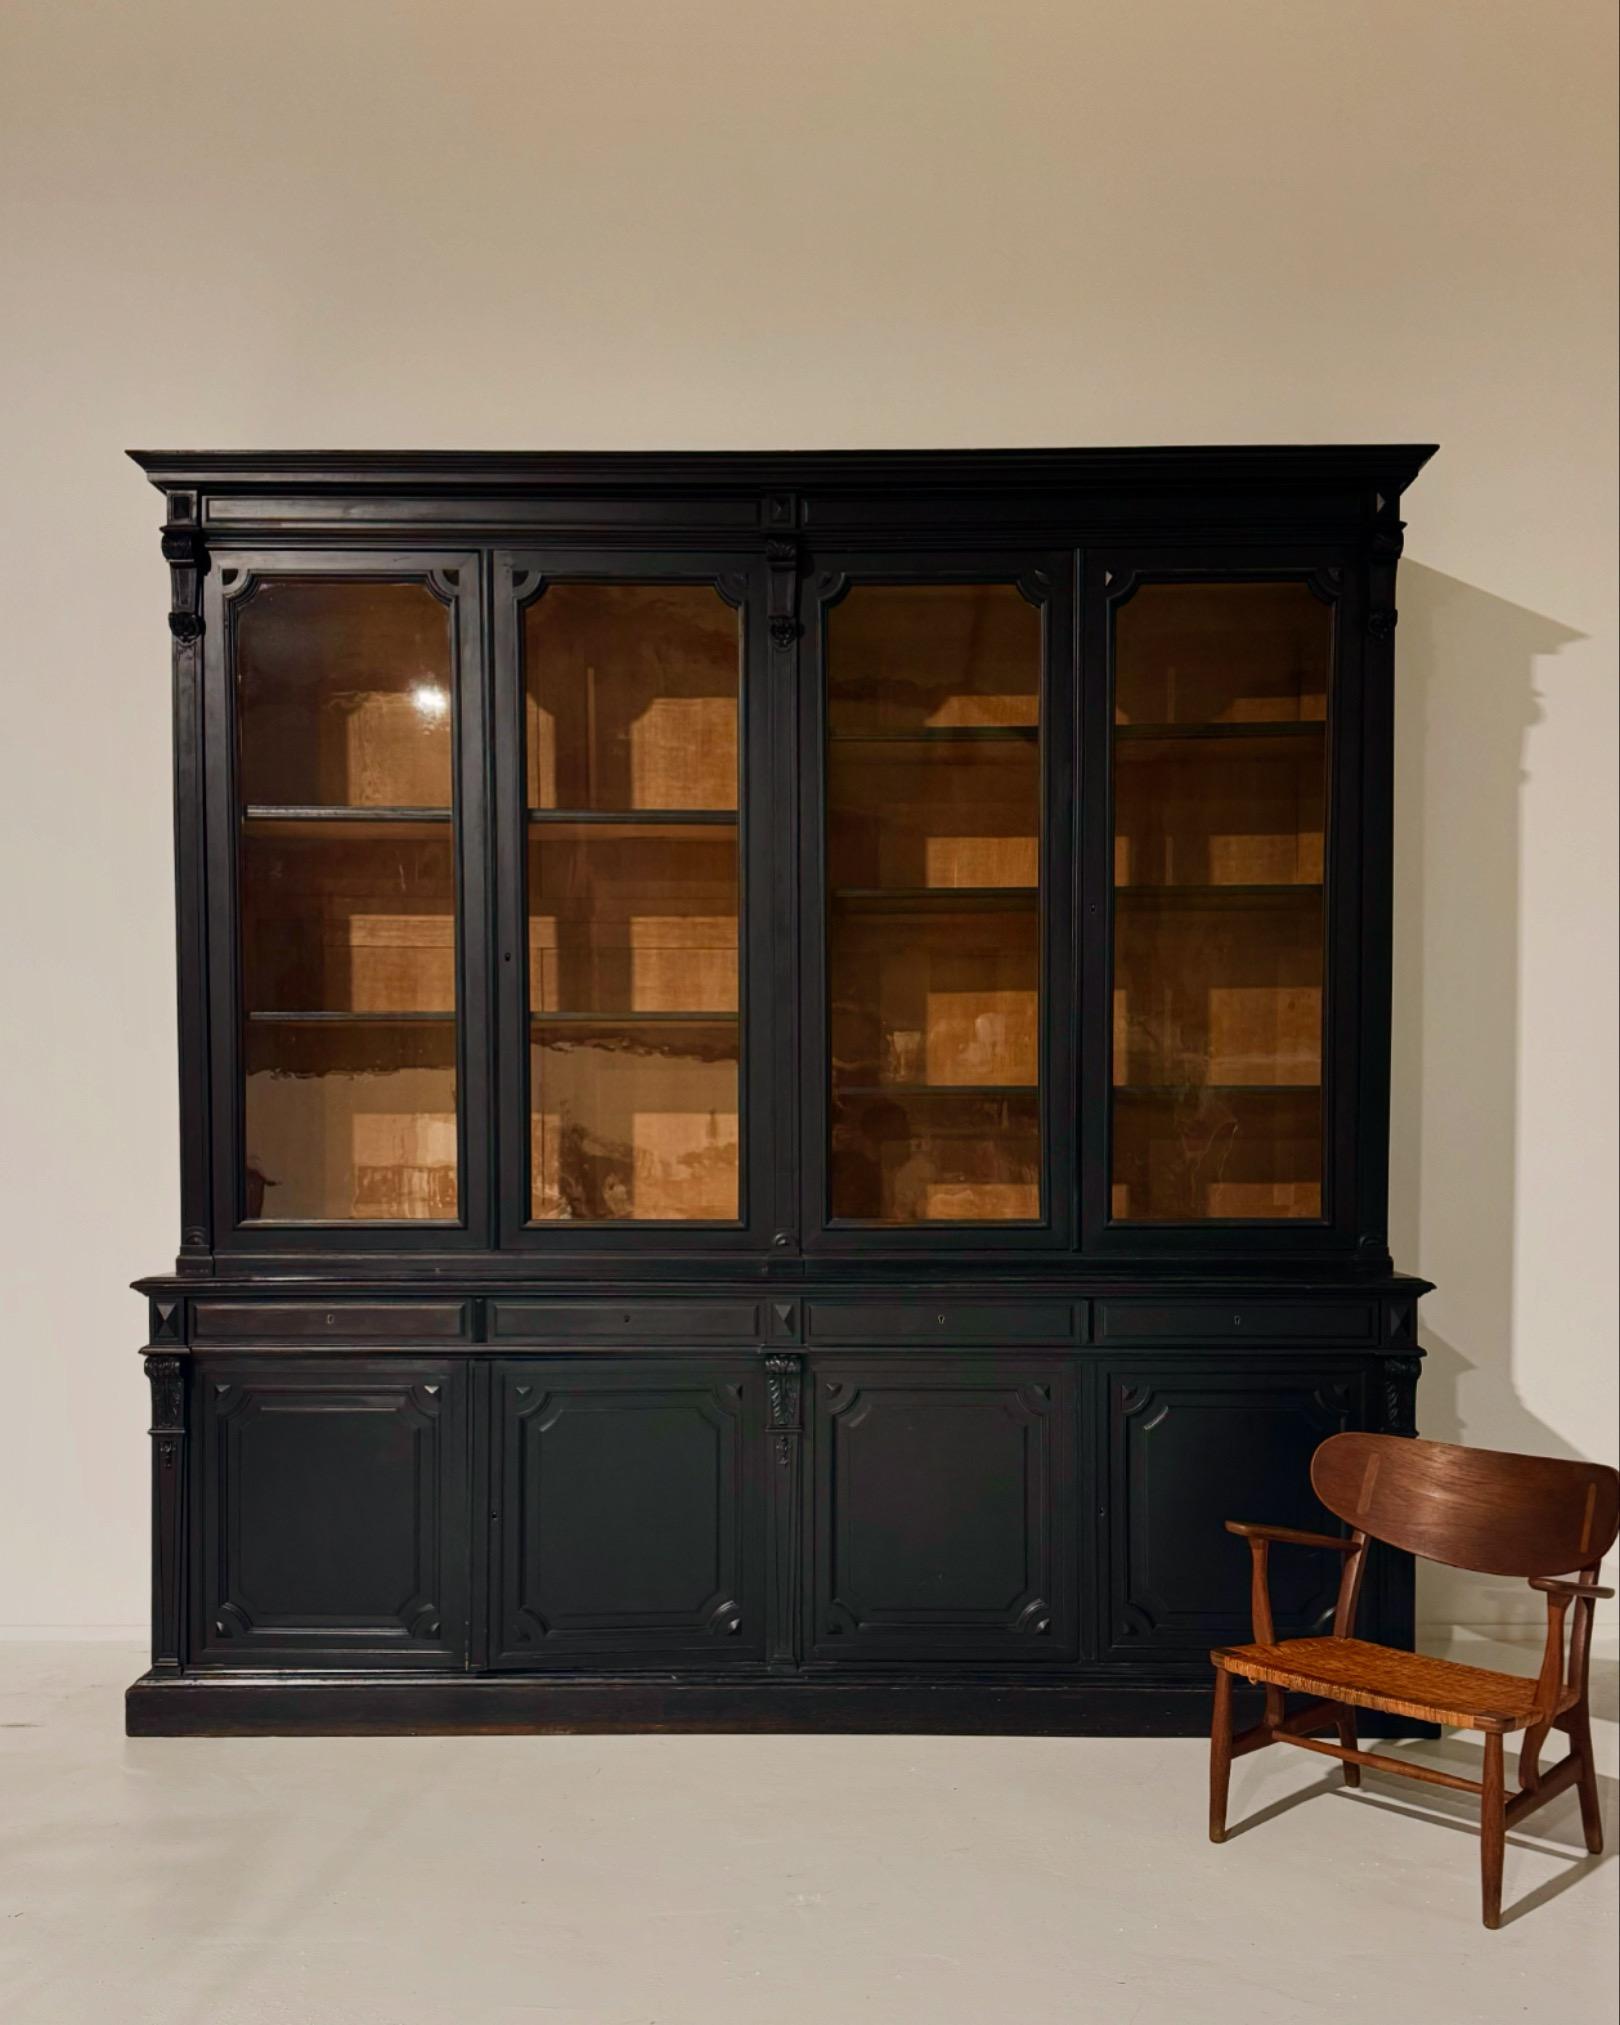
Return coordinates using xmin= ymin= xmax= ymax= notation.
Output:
xmin=765 ymin=1353 xmax=803 ymax=1466
xmin=1381 ymin=1354 xmax=1423 ymax=1437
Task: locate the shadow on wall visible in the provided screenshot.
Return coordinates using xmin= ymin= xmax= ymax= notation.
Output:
xmin=1390 ymin=564 xmax=1594 ymax=1631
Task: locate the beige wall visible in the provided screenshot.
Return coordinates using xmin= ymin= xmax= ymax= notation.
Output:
xmin=1 ymin=0 xmax=1614 ymax=1632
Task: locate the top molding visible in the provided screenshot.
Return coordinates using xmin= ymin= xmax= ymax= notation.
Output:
xmin=130 ymin=444 xmax=1436 ymax=495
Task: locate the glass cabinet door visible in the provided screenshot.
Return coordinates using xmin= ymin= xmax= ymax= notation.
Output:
xmin=818 ymin=577 xmax=1050 ymax=1228
xmin=1108 ymin=578 xmax=1333 ymax=1223
xmin=514 ymin=578 xmax=746 ymax=1226
xmin=226 ymin=568 xmax=477 ymax=1229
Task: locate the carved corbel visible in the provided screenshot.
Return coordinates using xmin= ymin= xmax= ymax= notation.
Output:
xmin=161 ymin=491 xmax=207 ymax=641
xmin=765 ymin=538 xmax=801 ymax=649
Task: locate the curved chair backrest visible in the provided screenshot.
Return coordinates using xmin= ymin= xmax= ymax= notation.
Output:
xmin=1312 ymin=1434 xmax=1620 ymax=1577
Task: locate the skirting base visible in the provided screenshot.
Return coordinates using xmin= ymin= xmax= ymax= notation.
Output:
xmin=126 ymin=1670 xmax=1437 ymax=1740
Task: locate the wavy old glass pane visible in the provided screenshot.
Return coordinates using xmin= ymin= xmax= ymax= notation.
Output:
xmin=524 ymin=584 xmax=741 ymax=1221
xmin=826 ymin=584 xmax=1042 ymax=1222
xmin=235 ymin=580 xmax=459 ymax=1223
xmin=1110 ymin=580 xmax=1332 ymax=1221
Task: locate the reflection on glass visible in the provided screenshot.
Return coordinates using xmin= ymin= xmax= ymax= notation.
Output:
xmin=523 ymin=584 xmax=741 ymax=1220
xmin=235 ymin=579 xmax=459 ymax=1222
xmin=237 ymin=580 xmax=454 ymax=807
xmin=1110 ymin=581 xmax=1331 ymax=1221
xmin=826 ymin=584 xmax=1042 ymax=1222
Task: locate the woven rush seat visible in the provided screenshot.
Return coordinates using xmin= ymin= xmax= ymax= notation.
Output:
xmin=1212 ymin=1634 xmax=1557 ymax=1732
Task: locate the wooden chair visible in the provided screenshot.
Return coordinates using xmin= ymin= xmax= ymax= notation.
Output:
xmin=1209 ymin=1433 xmax=1618 ymax=1927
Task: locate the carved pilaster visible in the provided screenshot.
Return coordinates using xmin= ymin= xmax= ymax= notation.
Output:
xmin=145 ymin=1355 xmax=187 ymax=1670
xmin=1381 ymin=1353 xmax=1423 ymax=1438
xmin=163 ymin=491 xmax=212 ymax=1266
xmin=764 ymin=1353 xmax=804 ymax=1667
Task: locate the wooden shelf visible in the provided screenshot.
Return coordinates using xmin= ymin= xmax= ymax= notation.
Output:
xmin=836 ymin=1082 xmax=1037 ymax=1099
xmin=531 ymin=1011 xmax=737 ymax=1025
xmin=246 ymin=1010 xmax=453 ymax=1024
xmin=829 ymin=727 xmax=1038 ymax=745
xmin=1114 ymin=882 xmax=1322 ymax=905
xmin=1114 ymin=722 xmax=1324 ymax=744
xmin=832 ymin=886 xmax=1038 ymax=913
xmin=528 ymin=809 xmax=737 ymax=826
xmin=244 ymin=805 xmax=452 ymax=823
xmin=1114 ymin=1082 xmax=1321 ymax=1097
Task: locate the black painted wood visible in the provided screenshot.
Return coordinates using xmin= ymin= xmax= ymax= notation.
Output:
xmin=128 ymin=446 xmax=1435 ymax=1734
xmin=191 ymin=1357 xmax=469 ymax=1668
xmin=809 ymin=1357 xmax=1078 ymax=1661
xmin=488 ymin=1358 xmax=766 ymax=1666
xmin=1102 ymin=1360 xmax=1365 ymax=1658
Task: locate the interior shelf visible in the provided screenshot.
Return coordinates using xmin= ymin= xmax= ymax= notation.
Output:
xmin=1114 ymin=722 xmax=1325 ymax=744
xmin=1113 ymin=1082 xmax=1322 ymax=1097
xmin=527 ymin=809 xmax=737 ymax=826
xmin=531 ymin=1011 xmax=738 ymax=1025
xmin=831 ymin=886 xmax=1039 ymax=912
xmin=834 ymin=1082 xmax=1037 ymax=1099
xmin=243 ymin=806 xmax=452 ymax=825
xmin=246 ymin=1010 xmax=454 ymax=1024
xmin=829 ymin=727 xmax=1039 ymax=745
xmin=1114 ymin=882 xmax=1322 ymax=904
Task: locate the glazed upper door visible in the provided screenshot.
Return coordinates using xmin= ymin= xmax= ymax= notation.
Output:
xmin=801 ymin=554 xmax=1075 ymax=1252
xmin=493 ymin=553 xmax=775 ymax=1250
xmin=1081 ymin=558 xmax=1365 ymax=1256
xmin=204 ymin=551 xmax=491 ymax=1249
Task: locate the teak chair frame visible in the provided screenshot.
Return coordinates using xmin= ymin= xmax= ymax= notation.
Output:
xmin=1208 ymin=1433 xmax=1618 ymax=1929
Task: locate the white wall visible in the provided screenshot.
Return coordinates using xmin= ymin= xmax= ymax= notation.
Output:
xmin=1 ymin=0 xmax=1613 ymax=1633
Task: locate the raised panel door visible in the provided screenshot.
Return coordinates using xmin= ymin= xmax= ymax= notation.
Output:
xmin=193 ymin=1357 xmax=469 ymax=1667
xmin=809 ymin=1357 xmax=1077 ymax=1660
xmin=1103 ymin=1360 xmax=1363 ymax=1658
xmin=490 ymin=1359 xmax=766 ymax=1666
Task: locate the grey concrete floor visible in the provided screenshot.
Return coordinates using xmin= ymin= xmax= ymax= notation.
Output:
xmin=1 ymin=1636 xmax=1614 ymax=2025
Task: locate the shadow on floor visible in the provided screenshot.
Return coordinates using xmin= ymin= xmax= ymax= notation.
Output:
xmin=1225 ymin=1720 xmax=1614 ymax=1925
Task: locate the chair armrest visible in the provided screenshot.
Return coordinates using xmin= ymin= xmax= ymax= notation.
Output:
xmin=1225 ymin=1522 xmax=1359 ymax=1553
xmin=1529 ymin=1577 xmax=1615 ymax=1600
xmin=1224 ymin=1524 xmax=1365 ymax=1649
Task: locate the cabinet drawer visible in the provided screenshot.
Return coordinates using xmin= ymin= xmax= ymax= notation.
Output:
xmin=488 ymin=1300 xmax=762 ymax=1344
xmin=804 ymin=1300 xmax=1075 ymax=1345
xmin=1095 ymin=1300 xmax=1377 ymax=1347
xmin=191 ymin=1301 xmax=471 ymax=1343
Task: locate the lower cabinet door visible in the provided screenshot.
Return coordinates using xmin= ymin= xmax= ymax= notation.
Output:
xmin=194 ymin=1357 xmax=469 ymax=1668
xmin=809 ymin=1358 xmax=1077 ymax=1662
xmin=490 ymin=1359 xmax=765 ymax=1668
xmin=1104 ymin=1361 xmax=1365 ymax=1659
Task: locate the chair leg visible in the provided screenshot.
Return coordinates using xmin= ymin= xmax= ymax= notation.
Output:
xmin=1210 ymin=1666 xmax=1234 ymax=1844
xmin=1481 ymin=1732 xmax=1506 ymax=1930
xmin=1333 ymin=1705 xmax=1360 ymax=1787
xmin=1566 ymin=1702 xmax=1604 ymax=1856
xmin=1519 ymin=1721 xmax=1548 ymax=1794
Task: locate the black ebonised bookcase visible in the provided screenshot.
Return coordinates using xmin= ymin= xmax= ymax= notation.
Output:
xmin=126 ymin=446 xmax=1434 ymax=1736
